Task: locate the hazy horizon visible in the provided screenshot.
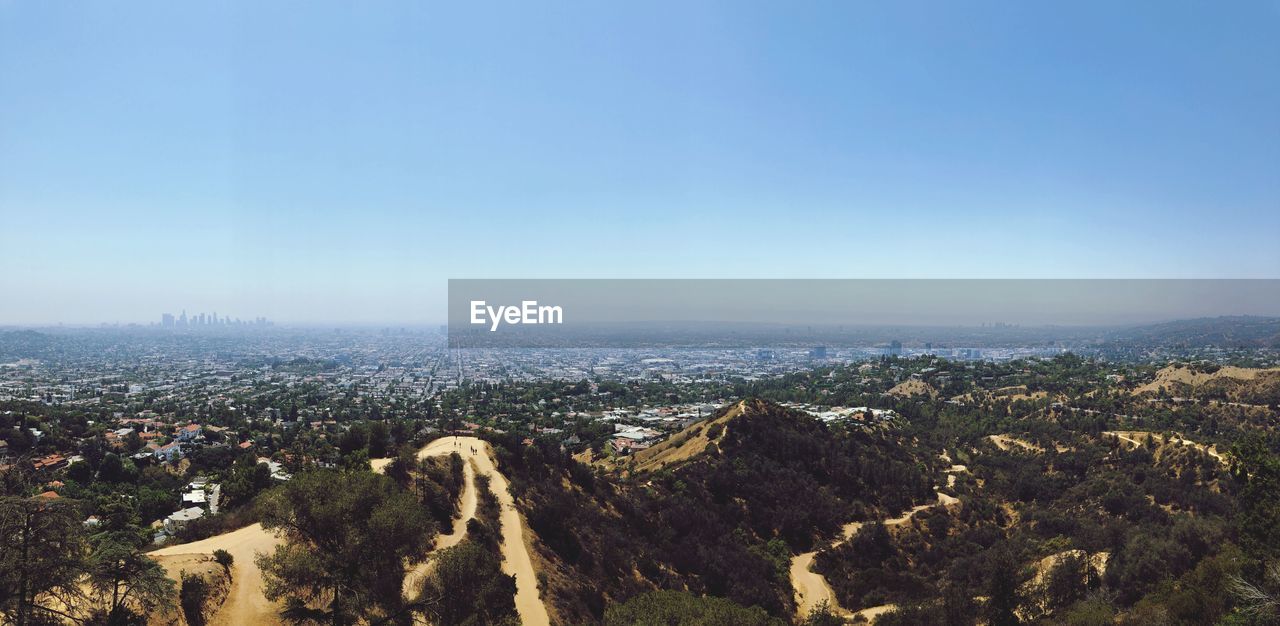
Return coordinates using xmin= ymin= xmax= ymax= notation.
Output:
xmin=2 ymin=279 xmax=1277 ymax=329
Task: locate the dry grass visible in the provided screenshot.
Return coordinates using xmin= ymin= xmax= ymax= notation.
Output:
xmin=987 ymin=434 xmax=1044 ymax=453
xmin=887 ymin=379 xmax=938 ymax=399
xmin=1133 ymin=364 xmax=1280 ymax=397
xmin=610 ymin=400 xmax=745 ymax=474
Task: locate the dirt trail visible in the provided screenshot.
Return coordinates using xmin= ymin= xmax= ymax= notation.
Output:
xmin=475 ymin=441 xmax=552 ymax=626
xmin=150 ymin=523 xmax=283 ymax=626
xmin=791 ymin=489 xmax=960 ymax=619
xmin=1104 ymin=431 xmax=1226 ymax=465
xmin=151 ymin=436 xmax=548 ymax=626
xmin=790 ymin=521 xmax=861 ymax=620
xmin=855 ymin=604 xmax=899 ymax=622
xmin=392 ymin=436 xmax=551 ymax=626
xmin=940 ymin=450 xmax=968 ymax=489
xmin=987 ymin=434 xmax=1042 ymax=453
xmin=396 ymin=456 xmax=478 ymax=597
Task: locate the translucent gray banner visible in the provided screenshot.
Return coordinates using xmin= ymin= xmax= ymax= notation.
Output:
xmin=447 ymin=279 xmax=1280 ymax=349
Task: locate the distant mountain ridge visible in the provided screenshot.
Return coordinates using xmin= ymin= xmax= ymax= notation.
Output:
xmin=1105 ymin=316 xmax=1280 ymax=349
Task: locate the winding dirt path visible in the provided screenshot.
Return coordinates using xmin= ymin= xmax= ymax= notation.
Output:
xmin=790 ymin=520 xmax=865 ymax=619
xmin=792 ymin=452 xmax=970 ymax=621
xmin=385 ymin=436 xmax=551 ymax=626
xmin=394 ymin=453 xmax=478 ymax=597
xmin=791 ymin=489 xmax=960 ymax=619
xmin=150 ymin=522 xmax=283 ymax=626
xmin=151 ymin=436 xmax=548 ymax=626
xmin=987 ymin=434 xmax=1043 ymax=453
xmin=1104 ymin=431 xmax=1226 ymax=465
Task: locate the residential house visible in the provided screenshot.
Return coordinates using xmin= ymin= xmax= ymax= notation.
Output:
xmin=154 ymin=441 xmax=183 ymax=463
xmin=32 ymin=453 xmax=67 ymax=472
xmin=175 ymin=424 xmax=203 ymax=443
xmin=181 ymin=489 xmax=208 ymax=507
xmin=163 ymin=507 xmax=205 ymax=534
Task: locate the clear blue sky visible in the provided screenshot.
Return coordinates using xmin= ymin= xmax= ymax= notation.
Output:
xmin=2 ymin=1 xmax=1277 ymax=324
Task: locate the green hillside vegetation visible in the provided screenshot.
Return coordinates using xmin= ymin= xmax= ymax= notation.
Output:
xmin=490 ymin=399 xmax=934 ymax=624
xmin=603 ymin=589 xmax=785 ymax=626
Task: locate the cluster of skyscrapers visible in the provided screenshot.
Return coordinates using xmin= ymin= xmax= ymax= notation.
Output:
xmin=160 ymin=311 xmax=272 ymax=328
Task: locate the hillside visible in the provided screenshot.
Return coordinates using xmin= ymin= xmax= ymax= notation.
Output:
xmin=1106 ymin=316 xmax=1280 ymax=349
xmin=606 ymin=400 xmax=744 ymax=474
xmin=1133 ymin=363 xmax=1280 ymax=404
xmin=489 ymin=398 xmax=935 ymax=624
xmin=887 ymin=379 xmax=938 ymax=399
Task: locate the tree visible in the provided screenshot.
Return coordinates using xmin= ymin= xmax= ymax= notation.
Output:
xmin=0 ymin=494 xmax=87 ymax=626
xmin=383 ymin=446 xmax=418 ymax=486
xmin=256 ymin=469 xmax=435 ymax=625
xmin=338 ymin=425 xmax=368 ymax=456
xmin=941 ymin=578 xmax=978 ymax=626
xmin=419 ymin=541 xmax=518 ymax=626
xmin=367 ymin=422 xmax=390 ymax=458
xmin=180 ymin=573 xmax=210 ymax=626
xmin=212 ymin=549 xmax=234 ymax=574
xmin=85 ymin=538 xmax=175 ymax=623
xmin=98 ymin=453 xmax=128 ymax=483
xmin=802 ymin=601 xmax=844 ymax=626
xmin=1229 ymin=437 xmax=1280 ymax=624
xmin=66 ymin=460 xmax=93 ymax=484
xmin=124 ymin=431 xmax=144 ymax=454
xmin=223 ymin=457 xmax=273 ymax=507
xmin=1043 ymin=553 xmax=1092 ymax=615
xmin=1230 ymin=562 xmax=1280 ymax=623
xmin=986 ymin=549 xmax=1023 ymax=626
xmin=1232 ymin=437 xmax=1280 ymax=565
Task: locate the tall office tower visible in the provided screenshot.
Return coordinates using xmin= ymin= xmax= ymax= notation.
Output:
xmin=213 ymin=312 xmax=218 ymax=325
xmin=889 ymin=340 xmax=903 ymax=356
xmin=162 ymin=313 xmax=174 ymax=327
xmin=178 ymin=310 xmax=187 ymax=327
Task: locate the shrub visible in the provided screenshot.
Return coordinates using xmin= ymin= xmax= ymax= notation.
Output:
xmin=212 ymin=549 xmax=233 ymax=573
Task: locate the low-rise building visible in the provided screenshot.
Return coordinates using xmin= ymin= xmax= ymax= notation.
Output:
xmin=181 ymin=489 xmax=208 ymax=507
xmin=164 ymin=507 xmax=205 ymax=534
xmin=176 ymin=424 xmax=203 ymax=442
xmin=154 ymin=442 xmax=183 ymax=462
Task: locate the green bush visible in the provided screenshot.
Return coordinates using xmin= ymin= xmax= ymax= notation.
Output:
xmin=212 ymin=549 xmax=233 ymax=573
